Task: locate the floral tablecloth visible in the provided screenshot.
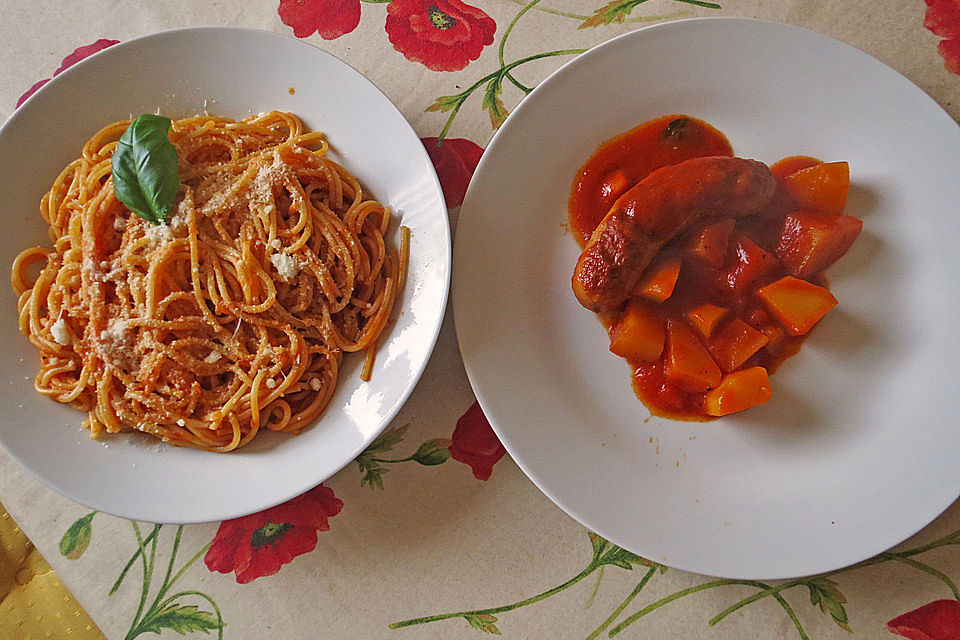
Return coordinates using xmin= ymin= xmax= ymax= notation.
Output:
xmin=2 ymin=1 xmax=960 ymax=638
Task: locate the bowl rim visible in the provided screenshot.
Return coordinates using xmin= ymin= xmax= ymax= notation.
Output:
xmin=0 ymin=25 xmax=451 ymax=524
xmin=453 ymin=15 xmax=960 ymax=579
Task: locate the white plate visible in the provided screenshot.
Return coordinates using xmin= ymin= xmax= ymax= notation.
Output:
xmin=454 ymin=17 xmax=960 ymax=579
xmin=0 ymin=27 xmax=449 ymax=523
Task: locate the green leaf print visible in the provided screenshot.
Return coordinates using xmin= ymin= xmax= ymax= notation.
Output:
xmin=60 ymin=512 xmax=95 ymax=559
xmin=425 ymin=94 xmax=463 ymax=113
xmin=481 ymin=77 xmax=508 ymax=129
xmin=412 ymin=439 xmax=452 ymax=466
xmin=597 ymin=546 xmax=645 ymax=571
xmin=362 ymin=467 xmax=388 ymax=490
xmin=580 ymin=0 xmax=720 ymax=27
xmin=589 ymin=533 xmax=659 ymax=570
xmin=137 ymin=603 xmax=220 ymax=635
xmin=355 ymin=425 xmax=409 ymax=489
xmin=365 ymin=425 xmax=409 ymax=455
xmin=579 ymin=0 xmax=652 ymax=28
xmin=806 ymin=577 xmax=852 ymax=633
xmin=466 ymin=613 xmax=502 ymax=635
xmin=588 ymin=531 xmax=607 ymax=559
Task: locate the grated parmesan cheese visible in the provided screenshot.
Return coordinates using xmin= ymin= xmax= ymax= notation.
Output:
xmin=82 ymin=257 xmax=103 ymax=282
xmin=114 ymin=216 xmax=127 ymax=230
xmin=51 ymin=318 xmax=70 ymax=345
xmin=176 ymin=418 xmax=186 ymax=426
xmin=204 ymin=351 xmax=222 ymax=363
xmin=99 ymin=319 xmax=137 ymax=371
xmin=270 ymin=252 xmax=299 ymax=280
xmin=170 ymin=201 xmax=189 ymax=232
xmin=144 ymin=222 xmax=174 ymax=246
xmin=265 ymin=378 xmax=276 ymax=389
xmin=309 ymin=378 xmax=322 ymax=391
xmin=250 ymin=154 xmax=289 ymax=212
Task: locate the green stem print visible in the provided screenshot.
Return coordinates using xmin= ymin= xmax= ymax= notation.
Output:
xmin=60 ymin=514 xmax=224 ymax=639
xmin=390 ymin=533 xmax=663 ymax=634
xmin=355 ymin=424 xmax=452 ymax=489
xmin=427 ymin=0 xmax=721 ymax=143
xmin=427 ymin=47 xmax=588 ymax=142
xmin=390 ymin=528 xmax=960 ymax=638
xmin=584 ymin=566 xmax=657 ymax=640
xmin=501 ymin=0 xmax=718 ymax=23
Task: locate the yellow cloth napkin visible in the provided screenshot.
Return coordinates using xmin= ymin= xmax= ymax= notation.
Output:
xmin=0 ymin=502 xmax=104 ymax=640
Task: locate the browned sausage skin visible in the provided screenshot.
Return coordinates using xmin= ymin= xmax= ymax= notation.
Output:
xmin=572 ymin=156 xmax=776 ymax=312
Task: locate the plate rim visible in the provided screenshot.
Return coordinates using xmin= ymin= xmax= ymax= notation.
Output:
xmin=0 ymin=25 xmax=451 ymax=524
xmin=453 ymin=15 xmax=960 ymax=579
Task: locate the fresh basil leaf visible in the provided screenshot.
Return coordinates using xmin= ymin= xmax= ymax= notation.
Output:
xmin=111 ymin=114 xmax=179 ymax=225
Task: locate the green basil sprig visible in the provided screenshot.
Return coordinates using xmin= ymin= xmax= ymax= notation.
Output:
xmin=111 ymin=114 xmax=179 ymax=225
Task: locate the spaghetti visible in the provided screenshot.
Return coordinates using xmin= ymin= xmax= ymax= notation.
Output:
xmin=11 ymin=111 xmax=406 ymax=451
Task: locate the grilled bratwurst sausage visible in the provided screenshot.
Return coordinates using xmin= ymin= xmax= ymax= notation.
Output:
xmin=572 ymin=156 xmax=776 ymax=312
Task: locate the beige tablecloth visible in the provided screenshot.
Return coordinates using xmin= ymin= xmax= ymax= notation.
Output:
xmin=2 ymin=1 xmax=959 ymax=639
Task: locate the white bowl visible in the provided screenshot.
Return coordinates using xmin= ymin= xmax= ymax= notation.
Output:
xmin=454 ymin=17 xmax=960 ymax=579
xmin=0 ymin=27 xmax=449 ymax=523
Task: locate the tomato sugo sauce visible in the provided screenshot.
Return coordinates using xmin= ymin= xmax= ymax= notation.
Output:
xmin=569 ymin=115 xmax=863 ymax=420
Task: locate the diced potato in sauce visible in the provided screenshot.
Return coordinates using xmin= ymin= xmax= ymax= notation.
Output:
xmin=686 ymin=303 xmax=728 ymax=338
xmin=687 ymin=219 xmax=735 ymax=267
xmin=756 ymin=276 xmax=838 ymax=336
xmin=635 ymin=258 xmax=682 ymax=303
xmin=703 ymin=367 xmax=772 ymax=416
xmin=776 ymin=211 xmax=863 ymax=279
xmin=709 ymin=318 xmax=769 ymax=372
xmin=609 ymin=301 xmax=665 ymax=362
xmin=664 ymin=320 xmax=722 ymax=392
xmin=782 ymin=161 xmax=849 ymax=216
xmin=724 ymin=235 xmax=776 ymax=291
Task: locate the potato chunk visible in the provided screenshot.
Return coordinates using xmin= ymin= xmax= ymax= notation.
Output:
xmin=609 ymin=301 xmax=665 ymax=362
xmin=709 ymin=318 xmax=770 ymax=372
xmin=635 ymin=258 xmax=682 ymax=303
xmin=782 ymin=161 xmax=849 ymax=215
xmin=686 ymin=303 xmax=728 ymax=338
xmin=704 ymin=367 xmax=772 ymax=416
xmin=756 ymin=276 xmax=838 ymax=335
xmin=776 ymin=211 xmax=863 ymax=278
xmin=665 ymin=320 xmax=722 ymax=391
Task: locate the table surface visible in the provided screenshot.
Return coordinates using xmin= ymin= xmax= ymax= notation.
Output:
xmin=2 ymin=1 xmax=959 ymax=639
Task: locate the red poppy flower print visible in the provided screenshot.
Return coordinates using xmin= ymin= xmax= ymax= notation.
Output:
xmin=278 ymin=0 xmax=361 ymax=40
xmin=17 ymin=39 xmax=119 ymax=108
xmin=16 ymin=80 xmax=49 ymax=109
xmin=421 ymin=137 xmax=484 ymax=208
xmin=386 ymin=0 xmax=497 ymax=72
xmin=888 ymin=599 xmax=960 ymax=640
xmin=449 ymin=401 xmax=507 ymax=480
xmin=925 ymin=0 xmax=960 ymax=74
xmin=204 ymin=484 xmax=343 ymax=584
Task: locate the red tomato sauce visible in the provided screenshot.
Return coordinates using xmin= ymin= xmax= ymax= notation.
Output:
xmin=569 ymin=115 xmax=733 ymax=244
xmin=569 ymin=116 xmax=850 ymax=421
